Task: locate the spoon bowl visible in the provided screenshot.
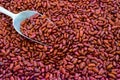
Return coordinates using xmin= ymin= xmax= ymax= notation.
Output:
xmin=13 ymin=10 xmax=38 ymax=35
xmin=0 ymin=6 xmax=46 ymax=45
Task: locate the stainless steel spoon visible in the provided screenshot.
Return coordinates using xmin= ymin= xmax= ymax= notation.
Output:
xmin=0 ymin=6 xmax=47 ymax=45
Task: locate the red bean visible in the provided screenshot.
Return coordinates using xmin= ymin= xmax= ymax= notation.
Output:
xmin=13 ymin=65 xmax=21 ymax=71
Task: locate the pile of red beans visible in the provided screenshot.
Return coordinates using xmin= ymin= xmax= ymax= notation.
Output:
xmin=0 ymin=0 xmax=120 ymax=80
xmin=20 ymin=13 xmax=58 ymax=45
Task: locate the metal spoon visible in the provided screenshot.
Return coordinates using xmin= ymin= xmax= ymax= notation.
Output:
xmin=0 ymin=6 xmax=47 ymax=45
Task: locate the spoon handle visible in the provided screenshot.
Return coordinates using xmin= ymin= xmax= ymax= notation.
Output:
xmin=0 ymin=6 xmax=16 ymax=19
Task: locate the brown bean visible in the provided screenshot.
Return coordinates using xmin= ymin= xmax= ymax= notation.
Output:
xmin=13 ymin=65 xmax=21 ymax=71
xmin=45 ymin=72 xmax=50 ymax=79
xmin=107 ymin=64 xmax=113 ymax=69
xmin=88 ymin=63 xmax=96 ymax=67
xmin=66 ymin=64 xmax=74 ymax=69
xmin=0 ymin=30 xmax=3 ymax=35
xmin=10 ymin=76 xmax=15 ymax=80
xmin=9 ymin=63 xmax=14 ymax=70
xmin=108 ymin=73 xmax=116 ymax=78
xmin=92 ymin=67 xmax=99 ymax=73
xmin=22 ymin=47 xmax=28 ymax=52
xmin=79 ymin=62 xmax=86 ymax=69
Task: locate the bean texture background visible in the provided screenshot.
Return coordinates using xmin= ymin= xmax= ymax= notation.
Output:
xmin=0 ymin=0 xmax=120 ymax=80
